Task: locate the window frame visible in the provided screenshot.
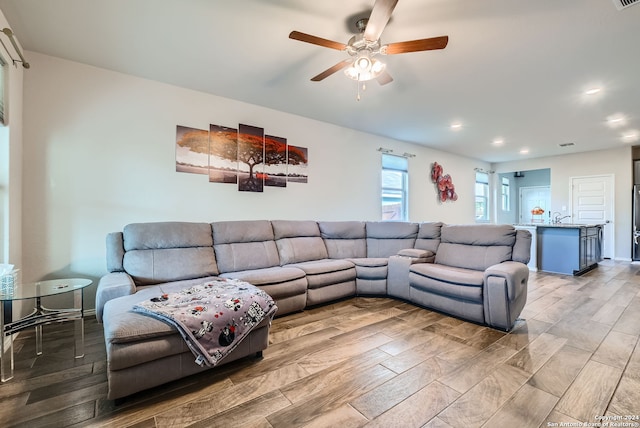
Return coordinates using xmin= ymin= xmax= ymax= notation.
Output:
xmin=381 ymin=154 xmax=409 ymax=222
xmin=475 ymin=171 xmax=490 ymax=223
xmin=501 ymin=176 xmax=510 ymax=212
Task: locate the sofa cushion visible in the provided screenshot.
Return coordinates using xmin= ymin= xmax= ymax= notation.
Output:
xmin=397 ymin=248 xmax=435 ymax=259
xmin=365 ymin=221 xmax=419 ymax=257
xmin=512 ymin=229 xmax=533 ymax=264
xmin=271 ymin=220 xmax=320 ymax=239
xmin=221 ymin=267 xmax=308 ymax=301
xmin=212 ymin=220 xmax=280 ymax=273
xmin=440 ymin=224 xmax=516 ymax=246
xmin=123 ymin=247 xmax=218 ymax=286
xmin=212 ymin=220 xmax=274 ymax=244
xmin=319 ymin=221 xmax=367 ymax=259
xmin=122 ymin=222 xmax=218 ymax=285
xmin=435 ymin=224 xmax=516 ymax=271
xmin=220 ymin=266 xmax=306 ymax=286
xmin=409 ymin=264 xmax=484 ymax=303
xmin=103 ymin=276 xmax=221 ymax=345
xmin=287 ymin=259 xmax=356 ymax=289
xmin=123 ymin=222 xmax=213 ymax=250
xmin=106 ymin=232 xmax=125 ymax=272
xmin=348 ymin=257 xmax=388 ymax=280
xmin=411 ymin=263 xmax=485 ymax=286
xmin=102 ymin=276 xmax=272 ymax=371
xmin=414 ymin=222 xmax=443 ymax=253
xmin=287 ymin=259 xmax=354 ymax=276
xmin=272 ymin=220 xmax=329 ymax=265
xmin=348 ymin=257 xmax=388 ymax=268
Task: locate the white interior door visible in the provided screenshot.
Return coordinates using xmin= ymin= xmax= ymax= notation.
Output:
xmin=571 ymin=175 xmax=614 ymax=259
xmin=519 ymin=186 xmax=550 ymax=223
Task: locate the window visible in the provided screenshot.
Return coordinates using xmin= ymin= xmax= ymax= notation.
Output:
xmin=501 ymin=176 xmax=510 ymax=211
xmin=475 ymin=172 xmax=489 ymax=222
xmin=381 ymin=154 xmax=408 ymax=221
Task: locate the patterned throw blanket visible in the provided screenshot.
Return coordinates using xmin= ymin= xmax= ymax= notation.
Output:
xmin=134 ymin=278 xmax=277 ymax=367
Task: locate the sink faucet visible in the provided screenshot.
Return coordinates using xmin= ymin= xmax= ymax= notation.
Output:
xmin=553 ymin=212 xmax=571 ymax=224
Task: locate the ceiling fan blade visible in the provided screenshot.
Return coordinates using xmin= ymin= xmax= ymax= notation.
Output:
xmin=310 ymin=59 xmax=353 ymax=81
xmin=376 ymin=70 xmax=393 ymax=85
xmin=384 ymin=36 xmax=449 ymax=55
xmin=289 ymin=31 xmax=347 ymax=51
xmin=364 ymin=0 xmax=399 ymax=42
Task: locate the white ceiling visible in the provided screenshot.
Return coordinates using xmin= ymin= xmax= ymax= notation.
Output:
xmin=1 ymin=0 xmax=639 ymax=163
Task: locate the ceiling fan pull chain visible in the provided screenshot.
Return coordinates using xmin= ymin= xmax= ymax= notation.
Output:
xmin=357 ymin=75 xmax=361 ymax=101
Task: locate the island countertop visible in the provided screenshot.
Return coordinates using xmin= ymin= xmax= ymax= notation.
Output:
xmin=514 ymin=224 xmax=603 ymax=276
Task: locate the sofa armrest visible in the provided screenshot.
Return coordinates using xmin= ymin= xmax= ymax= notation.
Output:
xmin=388 ymin=253 xmax=433 ymax=300
xmin=483 ymin=261 xmax=529 ymax=331
xmin=95 ymin=272 xmax=136 ymax=323
xmin=397 ymin=248 xmax=435 ymax=261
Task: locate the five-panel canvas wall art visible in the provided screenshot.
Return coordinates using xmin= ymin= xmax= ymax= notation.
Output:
xmin=176 ymin=124 xmax=308 ymax=193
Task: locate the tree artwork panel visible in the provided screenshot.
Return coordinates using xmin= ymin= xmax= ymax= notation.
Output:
xmin=264 ymin=135 xmax=288 ymax=187
xmin=237 ymin=124 xmax=265 ymax=193
xmin=287 ymin=145 xmax=308 ymax=183
xmin=209 ymin=124 xmax=238 ymax=184
xmin=176 ymin=125 xmax=209 ymax=175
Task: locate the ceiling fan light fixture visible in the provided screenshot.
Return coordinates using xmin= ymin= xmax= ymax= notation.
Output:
xmin=356 ymin=55 xmax=372 ymax=71
xmin=371 ymin=59 xmax=385 ymax=74
xmin=344 ymin=55 xmax=385 ymax=82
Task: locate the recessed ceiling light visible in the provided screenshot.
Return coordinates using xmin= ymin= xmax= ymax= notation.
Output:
xmin=585 ymin=87 xmax=602 ymax=95
xmin=606 ymin=113 xmax=627 ymax=128
xmin=519 ymin=148 xmax=530 ymax=155
xmin=622 ymin=130 xmax=640 ymax=143
xmin=492 ymin=138 xmax=504 ymax=146
xmin=450 ymin=122 xmax=462 ymax=130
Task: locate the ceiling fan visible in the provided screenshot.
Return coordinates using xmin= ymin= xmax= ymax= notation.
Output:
xmin=289 ymin=0 xmax=448 ymax=91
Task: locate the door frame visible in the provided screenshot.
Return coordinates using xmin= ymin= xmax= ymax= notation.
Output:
xmin=518 ymin=185 xmax=551 ymax=224
xmin=569 ymin=174 xmax=614 ymax=259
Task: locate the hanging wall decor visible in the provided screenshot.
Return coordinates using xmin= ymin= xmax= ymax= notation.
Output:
xmin=209 ymin=124 xmax=239 ymax=184
xmin=176 ymin=123 xmax=308 ymax=192
xmin=264 ymin=135 xmax=288 ymax=187
xmin=287 ymin=145 xmax=308 ymax=183
xmin=431 ymin=162 xmax=458 ymax=202
xmin=237 ymin=124 xmax=266 ymax=193
xmin=175 ymin=125 xmax=210 ymax=175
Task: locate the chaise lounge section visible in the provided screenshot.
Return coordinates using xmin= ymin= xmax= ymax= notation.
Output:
xmin=96 ymin=220 xmax=531 ymax=399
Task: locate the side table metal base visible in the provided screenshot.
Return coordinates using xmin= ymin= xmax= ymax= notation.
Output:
xmin=1 ymin=288 xmax=85 ymax=382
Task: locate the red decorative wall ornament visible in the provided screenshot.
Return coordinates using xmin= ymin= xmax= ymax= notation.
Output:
xmin=431 ymin=162 xmax=458 ymax=202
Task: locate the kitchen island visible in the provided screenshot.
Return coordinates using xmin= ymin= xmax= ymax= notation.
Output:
xmin=514 ymin=224 xmax=603 ymax=276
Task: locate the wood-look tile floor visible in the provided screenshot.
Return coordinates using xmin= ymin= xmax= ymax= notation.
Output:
xmin=1 ymin=260 xmax=640 ymax=427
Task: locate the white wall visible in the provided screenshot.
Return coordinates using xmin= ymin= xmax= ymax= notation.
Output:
xmin=22 ymin=52 xmax=488 ymax=309
xmin=493 ymin=146 xmax=633 ymax=261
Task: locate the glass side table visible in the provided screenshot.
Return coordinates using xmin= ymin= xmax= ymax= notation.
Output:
xmin=0 ymin=278 xmax=92 ymax=381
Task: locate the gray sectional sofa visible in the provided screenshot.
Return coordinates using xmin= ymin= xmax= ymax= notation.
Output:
xmin=96 ymin=220 xmax=531 ymax=399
